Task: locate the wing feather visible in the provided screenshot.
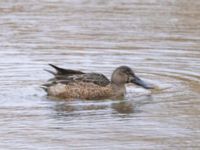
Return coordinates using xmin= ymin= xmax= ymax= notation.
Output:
xmin=43 ymin=65 xmax=110 ymax=88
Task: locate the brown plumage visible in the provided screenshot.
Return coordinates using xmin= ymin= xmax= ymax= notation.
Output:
xmin=42 ymin=64 xmax=153 ymax=100
xmin=47 ymin=82 xmax=113 ymax=100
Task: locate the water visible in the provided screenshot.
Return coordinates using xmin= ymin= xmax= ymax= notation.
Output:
xmin=0 ymin=0 xmax=200 ymax=149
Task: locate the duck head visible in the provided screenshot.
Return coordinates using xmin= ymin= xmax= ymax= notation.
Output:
xmin=111 ymin=66 xmax=153 ymax=89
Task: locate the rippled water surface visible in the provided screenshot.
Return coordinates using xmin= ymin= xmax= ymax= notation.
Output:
xmin=0 ymin=0 xmax=200 ymax=149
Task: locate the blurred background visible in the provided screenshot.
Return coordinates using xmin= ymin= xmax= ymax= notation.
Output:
xmin=0 ymin=0 xmax=200 ymax=149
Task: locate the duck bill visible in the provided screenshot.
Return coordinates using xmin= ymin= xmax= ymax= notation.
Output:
xmin=132 ymin=76 xmax=154 ymax=89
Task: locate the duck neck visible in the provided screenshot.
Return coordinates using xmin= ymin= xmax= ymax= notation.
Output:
xmin=111 ymin=83 xmax=126 ymax=98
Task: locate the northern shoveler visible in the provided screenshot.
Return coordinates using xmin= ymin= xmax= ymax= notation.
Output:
xmin=42 ymin=64 xmax=153 ymax=100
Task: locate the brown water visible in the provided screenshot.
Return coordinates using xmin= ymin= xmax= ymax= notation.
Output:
xmin=0 ymin=0 xmax=200 ymax=149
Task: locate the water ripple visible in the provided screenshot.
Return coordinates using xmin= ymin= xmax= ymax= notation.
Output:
xmin=0 ymin=0 xmax=200 ymax=149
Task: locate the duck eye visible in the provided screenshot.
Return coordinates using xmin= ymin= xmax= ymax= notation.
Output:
xmin=125 ymin=70 xmax=130 ymax=74
xmin=126 ymin=71 xmax=132 ymax=75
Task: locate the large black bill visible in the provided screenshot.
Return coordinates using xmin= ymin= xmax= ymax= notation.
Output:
xmin=132 ymin=76 xmax=154 ymax=89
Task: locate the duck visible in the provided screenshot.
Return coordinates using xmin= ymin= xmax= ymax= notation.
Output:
xmin=42 ymin=64 xmax=153 ymax=100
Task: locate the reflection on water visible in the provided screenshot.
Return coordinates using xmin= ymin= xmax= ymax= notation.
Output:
xmin=112 ymin=101 xmax=135 ymax=114
xmin=0 ymin=0 xmax=200 ymax=149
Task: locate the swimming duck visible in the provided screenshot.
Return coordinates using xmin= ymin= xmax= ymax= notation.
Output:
xmin=42 ymin=64 xmax=153 ymax=100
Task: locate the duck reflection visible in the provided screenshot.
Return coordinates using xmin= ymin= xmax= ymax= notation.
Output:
xmin=53 ymin=101 xmax=108 ymax=117
xmin=112 ymin=101 xmax=135 ymax=114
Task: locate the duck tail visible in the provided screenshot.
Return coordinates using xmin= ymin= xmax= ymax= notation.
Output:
xmin=40 ymin=82 xmax=54 ymax=92
xmin=44 ymin=69 xmax=56 ymax=75
xmin=40 ymin=85 xmax=48 ymax=92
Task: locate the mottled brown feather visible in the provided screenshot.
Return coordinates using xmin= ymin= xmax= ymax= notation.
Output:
xmin=47 ymin=82 xmax=114 ymax=100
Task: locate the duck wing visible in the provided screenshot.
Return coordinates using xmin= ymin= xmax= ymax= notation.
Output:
xmin=52 ymin=73 xmax=110 ymax=86
xmin=43 ymin=65 xmax=110 ymax=89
